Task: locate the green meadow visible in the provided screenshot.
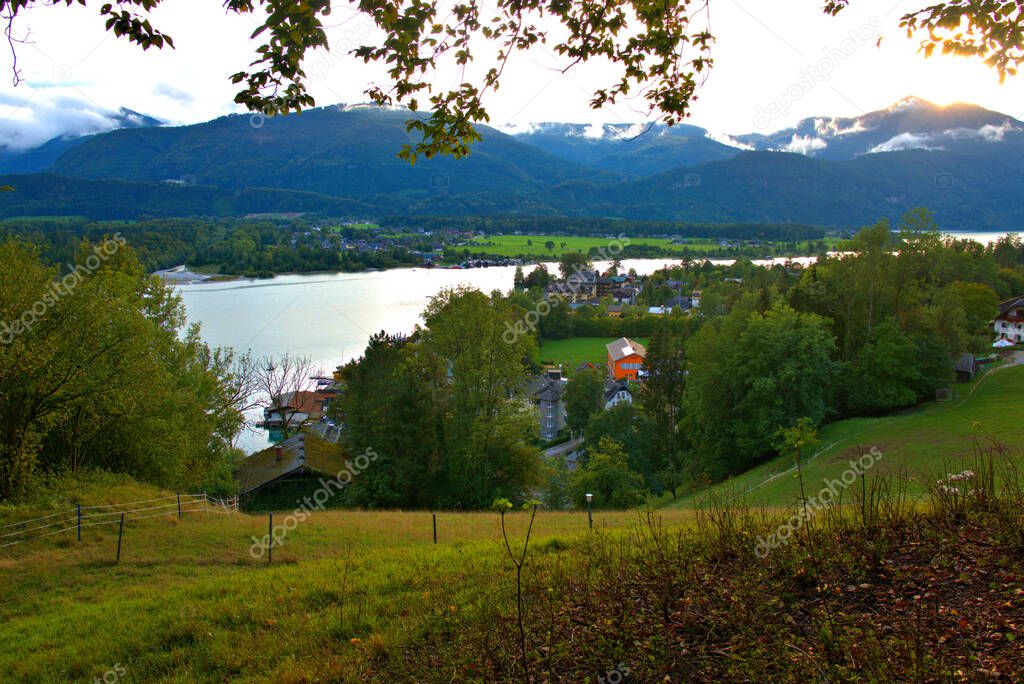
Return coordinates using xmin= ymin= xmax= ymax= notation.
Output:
xmin=665 ymin=361 xmax=1024 ymax=508
xmin=463 ymin=234 xmax=681 ymax=257
xmin=0 ymin=476 xmax=696 ymax=683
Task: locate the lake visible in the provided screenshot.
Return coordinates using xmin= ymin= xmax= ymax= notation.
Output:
xmin=176 ymin=231 xmax=1013 ymax=453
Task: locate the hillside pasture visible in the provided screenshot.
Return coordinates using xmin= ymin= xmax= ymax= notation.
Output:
xmin=665 ymin=361 xmax=1024 ymax=509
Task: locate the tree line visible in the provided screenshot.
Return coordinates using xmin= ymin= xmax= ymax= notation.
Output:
xmin=0 ymin=217 xmax=422 ymax=277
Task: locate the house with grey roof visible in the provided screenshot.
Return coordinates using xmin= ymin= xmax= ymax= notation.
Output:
xmin=603 ymin=379 xmax=632 ymax=409
xmin=526 ymin=369 xmax=567 ymax=440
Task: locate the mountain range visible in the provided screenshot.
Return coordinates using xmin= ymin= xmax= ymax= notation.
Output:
xmin=1 ymin=97 xmax=1021 ymax=229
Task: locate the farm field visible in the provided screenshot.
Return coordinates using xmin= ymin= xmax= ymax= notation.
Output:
xmin=665 ymin=359 xmax=1024 ymax=509
xmin=464 ymin=234 xmax=680 ymax=257
xmin=460 ymin=234 xmax=844 ymax=259
xmin=4 ymin=456 xmax=1023 ymax=681
xmin=0 ymin=476 xmax=696 ymax=683
xmin=538 ymin=336 xmax=649 ymax=370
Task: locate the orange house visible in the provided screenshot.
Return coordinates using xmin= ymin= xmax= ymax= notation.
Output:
xmin=606 ymin=337 xmax=646 ymax=381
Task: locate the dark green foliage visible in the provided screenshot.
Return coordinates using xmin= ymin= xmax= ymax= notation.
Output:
xmin=570 ymin=437 xmax=646 ymax=508
xmin=0 ymin=239 xmax=247 ymax=498
xmin=334 ymin=289 xmax=541 ymax=509
xmin=839 ymin=322 xmax=922 ymax=415
xmin=563 ymin=368 xmax=604 ymax=433
xmin=330 ymin=333 xmax=441 ymax=508
xmin=0 ymin=216 xmax=421 ymax=275
xmin=683 ymin=299 xmax=837 ymax=477
xmin=640 ymin=327 xmax=688 ymax=487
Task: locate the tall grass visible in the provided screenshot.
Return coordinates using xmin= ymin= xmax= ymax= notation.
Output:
xmin=2 ymin=444 xmax=1023 ymax=682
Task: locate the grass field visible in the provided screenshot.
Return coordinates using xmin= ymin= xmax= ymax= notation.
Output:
xmin=664 ymin=360 xmax=1024 ymax=509
xmin=464 ymin=235 xmax=680 ymax=258
xmin=3 ymin=362 xmax=1024 ymax=680
xmin=461 ymin=235 xmax=845 ymax=259
xmin=538 ymin=336 xmax=648 ymax=370
xmin=4 ymin=463 xmax=1023 ymax=681
xmin=0 ymin=476 xmax=697 ymax=683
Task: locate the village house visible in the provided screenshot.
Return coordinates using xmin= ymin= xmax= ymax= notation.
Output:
xmin=667 ymin=294 xmax=692 ymax=311
xmin=547 ymin=269 xmax=599 ymax=303
xmin=263 ymin=384 xmax=336 ymax=430
xmin=607 ymin=337 xmax=646 ymax=381
xmin=993 ymin=295 xmax=1024 ymax=344
xmin=527 ymin=369 xmax=568 ymax=440
xmin=611 ymin=285 xmax=640 ymax=305
xmin=603 ymin=379 xmax=633 ymax=409
xmin=235 ymin=433 xmax=349 ymax=509
xmin=596 ymin=275 xmax=629 ymax=297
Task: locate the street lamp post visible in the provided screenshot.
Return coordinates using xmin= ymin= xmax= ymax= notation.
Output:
xmin=585 ymin=492 xmax=593 ymax=529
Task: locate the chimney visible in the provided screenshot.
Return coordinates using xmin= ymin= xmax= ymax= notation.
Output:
xmin=274 ymin=445 xmax=283 ymax=463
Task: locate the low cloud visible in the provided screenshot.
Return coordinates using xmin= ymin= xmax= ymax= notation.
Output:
xmin=0 ymin=89 xmax=160 ymax=151
xmin=814 ymin=117 xmax=869 ymax=138
xmin=495 ymin=121 xmax=542 ymax=136
xmin=708 ymin=131 xmax=755 ymax=150
xmin=868 ymin=121 xmax=1019 ymax=154
xmin=783 ymin=134 xmax=828 ymax=155
xmin=868 ymin=132 xmax=941 ymax=153
xmin=947 ymin=120 xmax=1018 ymax=142
xmin=153 ymin=83 xmax=196 ymax=104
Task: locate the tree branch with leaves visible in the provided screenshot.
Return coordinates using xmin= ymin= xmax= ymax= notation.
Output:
xmin=2 ymin=0 xmax=1020 ymax=159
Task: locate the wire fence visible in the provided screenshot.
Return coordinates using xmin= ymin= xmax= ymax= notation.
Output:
xmin=0 ymin=493 xmax=239 ymax=550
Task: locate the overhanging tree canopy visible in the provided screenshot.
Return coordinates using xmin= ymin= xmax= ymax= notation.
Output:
xmin=2 ymin=0 xmax=1020 ymax=160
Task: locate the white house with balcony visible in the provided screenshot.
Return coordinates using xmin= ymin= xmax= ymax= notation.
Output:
xmin=993 ymin=295 xmax=1024 ymax=344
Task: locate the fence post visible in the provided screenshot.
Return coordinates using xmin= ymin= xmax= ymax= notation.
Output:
xmin=432 ymin=513 xmax=437 ymax=545
xmin=267 ymin=512 xmax=273 ymax=565
xmin=76 ymin=503 xmax=81 ymax=542
xmin=116 ymin=513 xmax=125 ymax=563
xmin=177 ymin=494 xmax=182 ymax=520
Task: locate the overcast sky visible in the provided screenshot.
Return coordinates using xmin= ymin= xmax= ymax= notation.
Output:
xmin=1 ymin=0 xmax=1023 ymax=149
